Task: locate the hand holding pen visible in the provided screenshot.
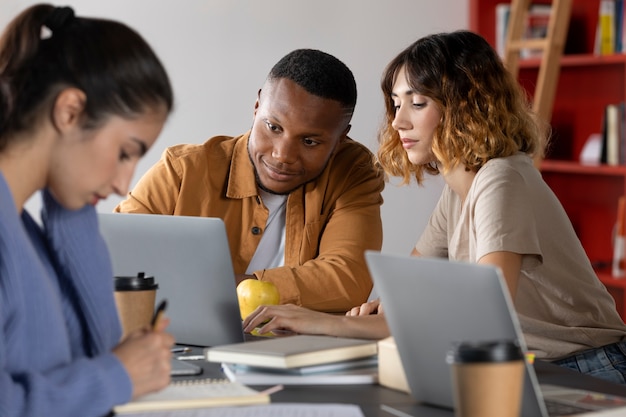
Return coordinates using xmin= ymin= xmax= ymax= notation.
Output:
xmin=151 ymin=299 xmax=169 ymax=331
xmin=113 ymin=298 xmax=175 ymax=399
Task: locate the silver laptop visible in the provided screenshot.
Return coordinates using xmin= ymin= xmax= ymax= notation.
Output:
xmin=365 ymin=251 xmax=626 ymax=417
xmin=98 ymin=213 xmax=244 ymax=347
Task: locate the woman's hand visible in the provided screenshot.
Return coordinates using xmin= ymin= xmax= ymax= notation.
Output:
xmin=345 ymin=298 xmax=383 ymax=316
xmin=242 ymin=303 xmax=390 ymax=340
xmin=113 ymin=317 xmax=175 ymax=399
xmin=242 ymin=304 xmax=343 ymax=337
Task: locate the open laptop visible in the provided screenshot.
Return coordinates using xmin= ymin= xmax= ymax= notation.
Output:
xmin=365 ymin=251 xmax=626 ymax=417
xmin=98 ymin=213 xmax=244 ymax=347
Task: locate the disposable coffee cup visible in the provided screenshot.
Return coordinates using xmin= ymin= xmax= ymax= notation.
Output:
xmin=114 ymin=272 xmax=158 ymax=338
xmin=447 ymin=340 xmax=525 ymax=417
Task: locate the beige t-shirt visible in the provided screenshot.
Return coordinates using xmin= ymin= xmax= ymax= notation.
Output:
xmin=416 ymin=153 xmax=626 ymax=360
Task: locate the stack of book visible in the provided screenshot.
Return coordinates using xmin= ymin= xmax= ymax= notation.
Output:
xmin=205 ymin=334 xmax=379 ymax=385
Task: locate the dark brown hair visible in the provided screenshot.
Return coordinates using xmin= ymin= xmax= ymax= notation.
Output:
xmin=0 ymin=4 xmax=173 ymax=150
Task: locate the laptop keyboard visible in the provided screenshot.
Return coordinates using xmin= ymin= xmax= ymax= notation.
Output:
xmin=545 ymin=399 xmax=594 ymax=416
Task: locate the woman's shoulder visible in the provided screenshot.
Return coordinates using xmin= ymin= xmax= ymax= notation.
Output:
xmin=478 ymin=153 xmax=535 ymax=180
xmin=471 ymin=153 xmax=541 ymax=200
xmin=485 ymin=152 xmax=532 ymax=168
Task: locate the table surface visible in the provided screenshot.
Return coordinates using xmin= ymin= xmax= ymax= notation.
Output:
xmin=173 ymin=346 xmax=626 ymax=417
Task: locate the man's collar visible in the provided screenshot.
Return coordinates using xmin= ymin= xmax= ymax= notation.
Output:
xmin=226 ymin=131 xmax=259 ymax=199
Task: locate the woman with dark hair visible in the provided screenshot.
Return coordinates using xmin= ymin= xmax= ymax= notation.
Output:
xmin=244 ymin=31 xmax=626 ymax=385
xmin=0 ymin=4 xmax=175 ymax=416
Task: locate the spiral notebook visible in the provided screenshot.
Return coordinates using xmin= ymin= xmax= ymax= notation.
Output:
xmin=113 ymin=378 xmax=270 ymax=414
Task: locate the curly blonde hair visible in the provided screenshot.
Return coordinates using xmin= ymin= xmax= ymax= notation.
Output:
xmin=377 ymin=30 xmax=547 ymax=185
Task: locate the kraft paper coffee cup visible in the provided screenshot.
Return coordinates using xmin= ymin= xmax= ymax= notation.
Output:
xmin=114 ymin=272 xmax=158 ymax=338
xmin=447 ymin=340 xmax=525 ymax=417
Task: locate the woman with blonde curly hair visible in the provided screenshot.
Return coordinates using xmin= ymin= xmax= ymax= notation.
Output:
xmin=244 ymin=30 xmax=626 ymax=384
xmin=376 ymin=30 xmax=545 ymax=185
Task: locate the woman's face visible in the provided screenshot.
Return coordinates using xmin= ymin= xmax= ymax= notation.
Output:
xmin=48 ymin=107 xmax=168 ymax=210
xmin=390 ymin=67 xmax=440 ymax=165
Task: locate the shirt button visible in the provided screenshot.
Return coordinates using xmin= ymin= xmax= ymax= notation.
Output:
xmin=251 ymin=226 xmax=262 ymax=235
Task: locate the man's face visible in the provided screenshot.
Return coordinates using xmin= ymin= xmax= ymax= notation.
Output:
xmin=248 ymin=78 xmax=352 ymax=195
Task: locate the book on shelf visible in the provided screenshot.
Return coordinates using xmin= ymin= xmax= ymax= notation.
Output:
xmin=495 ymin=3 xmax=551 ymax=59
xmin=595 ymin=0 xmax=626 ymax=54
xmin=617 ymin=0 xmax=625 ymax=52
xmin=205 ymin=334 xmax=378 ymax=369
xmin=495 ymin=3 xmax=511 ymax=58
xmin=606 ymin=103 xmax=619 ymax=165
xmin=112 ymin=378 xmax=270 ymax=414
xmin=600 ymin=102 xmax=626 ymax=166
xmin=596 ymin=0 xmax=617 ymax=55
xmin=221 ymin=356 xmax=379 ymax=385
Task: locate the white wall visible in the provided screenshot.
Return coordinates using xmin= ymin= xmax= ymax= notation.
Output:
xmin=1 ymin=0 xmax=466 ymax=255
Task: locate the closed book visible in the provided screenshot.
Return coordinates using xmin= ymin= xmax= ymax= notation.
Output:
xmin=221 ymin=358 xmax=378 ymax=385
xmin=615 ymin=0 xmax=624 ymax=53
xmin=616 ymin=0 xmax=624 ymax=52
xmin=205 ymin=335 xmax=378 ymax=369
xmin=609 ymin=103 xmax=620 ymax=165
xmin=605 ymin=103 xmax=621 ymax=165
xmin=113 ymin=378 xmax=269 ymax=414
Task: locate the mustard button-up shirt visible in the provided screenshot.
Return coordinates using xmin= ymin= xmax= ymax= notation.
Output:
xmin=115 ymin=132 xmax=384 ymax=312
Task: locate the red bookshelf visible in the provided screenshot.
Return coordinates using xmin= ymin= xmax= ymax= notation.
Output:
xmin=470 ymin=0 xmax=626 ymax=319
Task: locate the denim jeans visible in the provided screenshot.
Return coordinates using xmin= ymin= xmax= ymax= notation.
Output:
xmin=552 ymin=341 xmax=626 ymax=384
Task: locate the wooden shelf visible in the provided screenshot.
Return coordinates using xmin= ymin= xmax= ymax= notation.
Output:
xmin=541 ymin=160 xmax=626 ymax=175
xmin=520 ymin=53 xmax=626 ymax=68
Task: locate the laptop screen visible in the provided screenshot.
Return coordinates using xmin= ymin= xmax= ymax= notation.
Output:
xmin=365 ymin=251 xmax=547 ymax=417
xmin=98 ymin=213 xmax=244 ymax=347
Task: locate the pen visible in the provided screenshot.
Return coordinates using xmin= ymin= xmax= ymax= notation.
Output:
xmin=259 ymin=384 xmax=284 ymax=396
xmin=151 ymin=299 xmax=168 ymax=330
xmin=171 ymin=346 xmax=192 ymax=353
xmin=176 ymin=355 xmax=205 ymax=361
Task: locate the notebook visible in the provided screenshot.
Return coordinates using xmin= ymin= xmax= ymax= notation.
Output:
xmin=205 ymin=334 xmax=378 ymax=369
xmin=113 ymin=378 xmax=270 ymax=414
xmin=365 ymin=251 xmax=626 ymax=417
xmin=98 ymin=213 xmax=244 ymax=347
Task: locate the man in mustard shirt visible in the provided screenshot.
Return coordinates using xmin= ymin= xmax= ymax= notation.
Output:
xmin=115 ymin=49 xmax=384 ymax=313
